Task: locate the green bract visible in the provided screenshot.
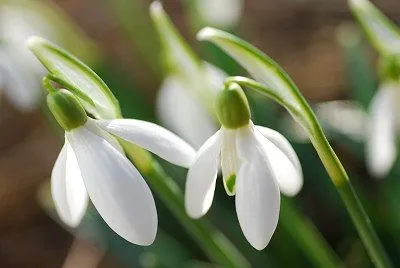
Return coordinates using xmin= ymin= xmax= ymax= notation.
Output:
xmin=28 ymin=37 xmax=121 ymax=119
xmin=349 ymin=0 xmax=400 ymax=56
xmin=216 ymin=83 xmax=250 ymax=129
xmin=197 ymin=27 xmax=313 ymax=132
xmin=47 ymin=89 xmax=87 ymax=131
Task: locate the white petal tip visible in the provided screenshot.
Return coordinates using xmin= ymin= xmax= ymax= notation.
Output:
xmin=280 ymin=177 xmax=303 ymax=197
xmin=349 ymin=0 xmax=367 ymax=8
xmin=149 ymin=1 xmax=163 ymax=16
xmin=26 ymin=36 xmax=45 ymax=49
xmin=197 ymin=27 xmax=218 ymax=41
xmin=251 ymin=241 xmax=268 ymax=251
xmin=134 ymin=233 xmax=157 ymax=246
xmin=58 ymin=215 xmax=82 ymax=228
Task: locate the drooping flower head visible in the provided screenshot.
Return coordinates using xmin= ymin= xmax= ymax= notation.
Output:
xmin=47 ymin=89 xmax=196 ymax=245
xmin=185 ymin=83 xmax=303 ymax=250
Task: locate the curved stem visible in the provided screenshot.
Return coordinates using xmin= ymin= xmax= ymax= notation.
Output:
xmin=308 ymin=121 xmax=392 ymax=268
xmin=121 ymin=141 xmax=249 ymax=268
xmin=280 ymin=198 xmax=342 ymax=268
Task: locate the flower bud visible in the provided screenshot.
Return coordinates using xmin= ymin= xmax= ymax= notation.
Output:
xmin=379 ymin=54 xmax=400 ymax=81
xmin=47 ymin=89 xmax=87 ymax=131
xmin=216 ymin=83 xmax=250 ymax=129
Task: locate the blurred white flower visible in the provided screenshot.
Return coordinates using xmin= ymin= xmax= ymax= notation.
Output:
xmin=156 ymin=62 xmax=225 ymax=148
xmin=184 ymin=84 xmax=303 ymax=250
xmin=52 ymin=115 xmax=195 ymax=245
xmin=0 ymin=4 xmax=52 ymax=111
xmin=366 ymin=82 xmax=399 ymax=178
xmin=0 ymin=2 xmax=97 ymax=112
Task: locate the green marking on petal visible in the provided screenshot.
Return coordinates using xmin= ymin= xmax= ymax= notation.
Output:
xmin=224 ymin=174 xmax=236 ymax=196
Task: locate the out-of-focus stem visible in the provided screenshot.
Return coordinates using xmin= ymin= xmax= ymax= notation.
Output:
xmin=280 ymin=198 xmax=341 ymax=268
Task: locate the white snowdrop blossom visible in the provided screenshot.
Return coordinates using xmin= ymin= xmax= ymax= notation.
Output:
xmin=185 ymin=83 xmax=303 ymax=250
xmin=0 ymin=4 xmax=54 ymax=111
xmin=48 ymin=89 xmax=196 ymax=245
xmin=366 ymin=82 xmax=400 ymax=178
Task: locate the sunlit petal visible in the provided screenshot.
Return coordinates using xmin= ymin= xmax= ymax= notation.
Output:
xmin=51 ymin=139 xmax=88 ymax=227
xmin=98 ymin=118 xmax=196 ymax=168
xmin=185 ymin=130 xmax=222 ymax=218
xmin=235 ymin=126 xmax=280 ymax=250
xmin=255 ymin=125 xmax=303 ymax=196
xmin=67 ymin=124 xmax=158 ymax=245
xmin=366 ymin=84 xmax=398 ymax=177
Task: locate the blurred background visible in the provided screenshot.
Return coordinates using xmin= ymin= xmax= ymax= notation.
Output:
xmin=1 ymin=0 xmax=400 ymax=267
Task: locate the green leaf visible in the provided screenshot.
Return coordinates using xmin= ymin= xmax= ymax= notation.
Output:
xmin=28 ymin=36 xmax=121 ymax=119
xmin=197 ymin=27 xmax=313 ymax=131
xmin=349 ymin=0 xmax=400 ymax=56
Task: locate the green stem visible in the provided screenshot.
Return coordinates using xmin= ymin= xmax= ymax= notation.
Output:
xmin=308 ymin=117 xmax=392 ymax=268
xmin=121 ymin=142 xmax=249 ymax=268
xmin=280 ymin=198 xmax=342 ymax=268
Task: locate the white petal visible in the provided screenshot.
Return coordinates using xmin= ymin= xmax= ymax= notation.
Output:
xmin=366 ymin=84 xmax=398 ymax=177
xmin=97 ymin=118 xmax=196 ymax=168
xmin=51 ymin=140 xmax=88 ymax=227
xmin=255 ymin=125 xmax=303 ymax=196
xmin=235 ymin=126 xmax=280 ymax=250
xmin=220 ymin=128 xmax=240 ymax=195
xmin=185 ymin=130 xmax=222 ymax=218
xmin=0 ymin=48 xmax=42 ymax=112
xmin=67 ymin=124 xmax=158 ymax=245
xmin=156 ymin=76 xmax=217 ymax=148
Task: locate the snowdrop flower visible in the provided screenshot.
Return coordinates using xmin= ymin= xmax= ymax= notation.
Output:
xmin=366 ymin=81 xmax=399 ymax=178
xmin=48 ymin=89 xmax=196 ymax=245
xmin=185 ymin=83 xmax=303 ymax=250
xmin=364 ymin=55 xmax=400 ymax=178
xmin=0 ymin=4 xmax=52 ymax=111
